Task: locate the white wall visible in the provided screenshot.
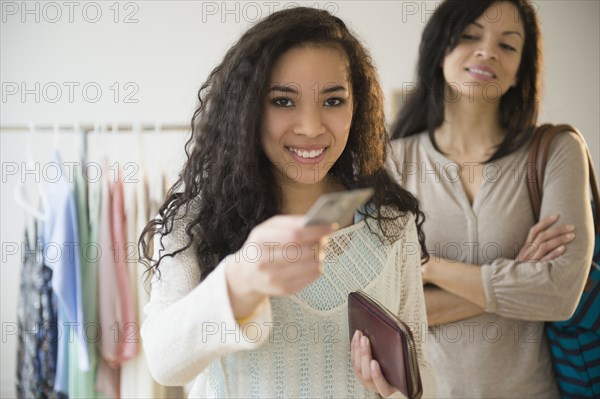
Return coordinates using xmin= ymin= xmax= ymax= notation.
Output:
xmin=1 ymin=1 xmax=598 ymax=397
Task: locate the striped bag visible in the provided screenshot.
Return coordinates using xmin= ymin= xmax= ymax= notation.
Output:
xmin=527 ymin=124 xmax=600 ymax=398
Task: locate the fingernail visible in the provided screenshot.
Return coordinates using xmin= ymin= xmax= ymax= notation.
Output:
xmin=331 ymin=222 xmax=339 ymax=231
xmin=558 ymin=245 xmax=565 ymax=252
xmin=567 ymin=233 xmax=575 ymax=240
xmin=352 ymin=330 xmax=358 ymax=342
xmin=566 ymin=224 xmax=575 ymax=231
xmin=551 ymin=214 xmax=559 ymax=220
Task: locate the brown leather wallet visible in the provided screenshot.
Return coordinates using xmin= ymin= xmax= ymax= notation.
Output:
xmin=348 ymin=291 xmax=423 ymax=399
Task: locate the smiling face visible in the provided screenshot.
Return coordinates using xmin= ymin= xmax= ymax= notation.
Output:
xmin=442 ymin=1 xmax=525 ymax=102
xmin=261 ymin=44 xmax=353 ymax=189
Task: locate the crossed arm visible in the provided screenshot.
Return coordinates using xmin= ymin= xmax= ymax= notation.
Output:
xmin=422 ymin=214 xmax=577 ymax=325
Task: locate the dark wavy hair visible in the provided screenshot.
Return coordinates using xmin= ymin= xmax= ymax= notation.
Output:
xmin=140 ymin=7 xmax=428 ymax=280
xmin=391 ymin=0 xmax=542 ymax=162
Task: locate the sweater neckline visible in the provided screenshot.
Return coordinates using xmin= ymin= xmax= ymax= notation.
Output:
xmin=420 ymin=130 xmax=527 ymax=167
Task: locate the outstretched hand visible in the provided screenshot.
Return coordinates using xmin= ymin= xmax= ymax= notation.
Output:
xmin=226 ymin=215 xmax=335 ymax=319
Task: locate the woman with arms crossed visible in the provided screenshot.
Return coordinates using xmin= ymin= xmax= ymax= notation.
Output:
xmin=389 ymin=0 xmax=594 ymax=397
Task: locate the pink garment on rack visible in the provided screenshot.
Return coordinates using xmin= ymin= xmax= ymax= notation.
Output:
xmin=96 ymin=162 xmax=121 ymax=397
xmin=111 ymin=167 xmax=138 ymax=362
xmin=96 ymin=164 xmax=137 ymax=398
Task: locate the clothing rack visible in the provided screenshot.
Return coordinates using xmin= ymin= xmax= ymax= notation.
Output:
xmin=0 ymin=123 xmax=190 ymax=133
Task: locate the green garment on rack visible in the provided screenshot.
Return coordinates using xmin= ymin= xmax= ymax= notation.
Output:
xmin=69 ymin=160 xmax=106 ymax=399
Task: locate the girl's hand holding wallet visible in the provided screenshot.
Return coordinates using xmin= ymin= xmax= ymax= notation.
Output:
xmin=348 ymin=291 xmax=423 ymax=399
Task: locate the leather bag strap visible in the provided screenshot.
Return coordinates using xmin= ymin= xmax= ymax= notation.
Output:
xmin=526 ymin=124 xmax=600 ymax=232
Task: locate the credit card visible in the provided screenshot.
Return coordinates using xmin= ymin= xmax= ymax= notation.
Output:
xmin=302 ymin=188 xmax=374 ymax=226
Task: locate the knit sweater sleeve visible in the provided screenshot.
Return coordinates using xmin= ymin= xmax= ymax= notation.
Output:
xmin=395 ymin=215 xmax=435 ymax=399
xmin=480 ymin=131 xmax=595 ymax=320
xmin=140 ymin=211 xmax=272 ymax=386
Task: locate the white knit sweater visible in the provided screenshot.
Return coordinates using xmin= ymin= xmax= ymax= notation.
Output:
xmin=141 ymin=206 xmax=434 ymax=398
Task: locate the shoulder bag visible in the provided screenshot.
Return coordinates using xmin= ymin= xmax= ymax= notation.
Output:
xmin=526 ymin=123 xmax=600 ymax=398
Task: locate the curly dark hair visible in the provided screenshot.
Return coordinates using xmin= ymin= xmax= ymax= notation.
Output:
xmin=140 ymin=6 xmax=428 ymax=280
xmin=391 ymin=0 xmax=542 ymax=162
